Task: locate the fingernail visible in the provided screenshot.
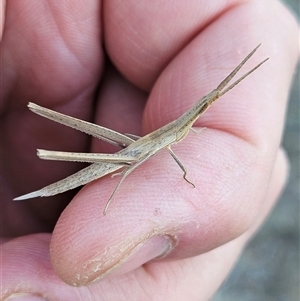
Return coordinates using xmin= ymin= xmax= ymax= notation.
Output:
xmin=90 ymin=235 xmax=174 ymax=284
xmin=5 ymin=294 xmax=48 ymax=301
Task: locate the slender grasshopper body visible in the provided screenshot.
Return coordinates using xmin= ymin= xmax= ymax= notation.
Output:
xmin=14 ymin=45 xmax=268 ymax=214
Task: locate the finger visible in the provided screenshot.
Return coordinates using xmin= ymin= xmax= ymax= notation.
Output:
xmin=92 ymin=64 xmax=147 ymax=153
xmin=2 ymin=0 xmax=103 ymax=235
xmin=143 ymin=3 xmax=298 ymax=143
xmin=2 ymin=0 xmax=103 ymax=110
xmin=104 ymin=0 xmax=245 ymax=91
xmin=191 ymin=147 xmax=290 ymax=299
xmin=1 ymin=149 xmax=288 ymax=299
xmin=144 ymin=147 xmax=289 ymax=300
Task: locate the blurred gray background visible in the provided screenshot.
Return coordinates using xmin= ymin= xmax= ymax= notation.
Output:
xmin=212 ymin=1 xmax=299 ymax=300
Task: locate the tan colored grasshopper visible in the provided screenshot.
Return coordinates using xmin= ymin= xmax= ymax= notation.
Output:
xmin=14 ymin=45 xmax=268 ymax=214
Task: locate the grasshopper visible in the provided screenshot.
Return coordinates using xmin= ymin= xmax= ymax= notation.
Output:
xmin=14 ymin=45 xmax=268 ymax=214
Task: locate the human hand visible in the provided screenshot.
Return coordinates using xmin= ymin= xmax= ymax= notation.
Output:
xmin=1 ymin=0 xmax=298 ymax=300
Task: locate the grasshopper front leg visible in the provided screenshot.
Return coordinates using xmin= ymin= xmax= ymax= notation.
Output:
xmin=167 ymin=146 xmax=195 ymax=187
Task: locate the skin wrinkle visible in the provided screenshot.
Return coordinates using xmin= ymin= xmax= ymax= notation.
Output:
xmin=72 ymin=232 xmax=177 ymax=286
xmin=105 ymin=1 xmax=247 ymax=91
xmin=3 ymin=274 xmax=49 ymax=301
xmin=175 ymin=144 xmax=261 ymax=248
xmin=183 ymin=129 xmax=258 ymax=207
xmin=32 ymin=5 xmax=100 ymax=104
xmin=56 ymin=213 xmax=179 ymax=279
xmin=46 ymin=3 xmax=100 ymax=66
xmin=68 ymin=199 xmax=204 ymax=276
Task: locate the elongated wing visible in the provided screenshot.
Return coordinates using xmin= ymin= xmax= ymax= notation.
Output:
xmin=28 ymin=102 xmax=135 ymax=148
xmin=14 ymin=162 xmax=124 ymax=200
xmin=37 ymin=149 xmax=137 ymax=164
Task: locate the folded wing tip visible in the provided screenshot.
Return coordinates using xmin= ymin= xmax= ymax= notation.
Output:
xmin=13 ymin=191 xmax=41 ymax=201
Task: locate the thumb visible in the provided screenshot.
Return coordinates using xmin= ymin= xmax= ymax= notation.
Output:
xmin=49 ymin=138 xmax=288 ymax=287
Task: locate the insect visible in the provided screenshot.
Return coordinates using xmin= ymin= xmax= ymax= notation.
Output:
xmin=14 ymin=45 xmax=268 ymax=214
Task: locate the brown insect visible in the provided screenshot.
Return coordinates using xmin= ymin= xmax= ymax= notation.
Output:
xmin=14 ymin=45 xmax=268 ymax=214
